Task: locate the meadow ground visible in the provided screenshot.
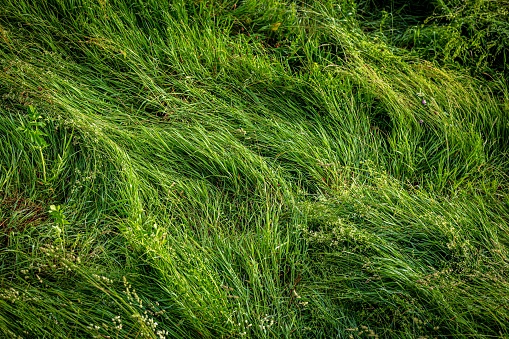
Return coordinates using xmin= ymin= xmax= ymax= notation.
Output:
xmin=1 ymin=0 xmax=508 ymax=338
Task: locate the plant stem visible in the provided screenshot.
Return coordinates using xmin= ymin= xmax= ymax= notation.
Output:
xmin=39 ymin=146 xmax=46 ymax=183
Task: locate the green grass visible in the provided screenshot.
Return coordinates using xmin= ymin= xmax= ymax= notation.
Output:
xmin=1 ymin=0 xmax=508 ymax=338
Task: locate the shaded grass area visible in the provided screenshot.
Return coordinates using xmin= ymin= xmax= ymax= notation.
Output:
xmin=0 ymin=0 xmax=508 ymax=337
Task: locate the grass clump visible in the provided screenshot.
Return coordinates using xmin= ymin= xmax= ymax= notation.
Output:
xmin=1 ymin=0 xmax=508 ymax=338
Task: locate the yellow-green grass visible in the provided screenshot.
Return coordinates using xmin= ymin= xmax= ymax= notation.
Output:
xmin=1 ymin=0 xmax=508 ymax=337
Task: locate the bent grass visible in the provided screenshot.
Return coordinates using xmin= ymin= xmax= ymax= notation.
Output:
xmin=0 ymin=0 xmax=508 ymax=338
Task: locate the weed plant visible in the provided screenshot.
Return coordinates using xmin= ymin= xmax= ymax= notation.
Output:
xmin=0 ymin=0 xmax=508 ymax=338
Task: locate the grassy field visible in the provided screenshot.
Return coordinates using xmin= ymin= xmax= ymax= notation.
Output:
xmin=1 ymin=0 xmax=508 ymax=337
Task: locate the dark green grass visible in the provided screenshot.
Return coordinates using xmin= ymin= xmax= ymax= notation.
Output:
xmin=1 ymin=0 xmax=508 ymax=338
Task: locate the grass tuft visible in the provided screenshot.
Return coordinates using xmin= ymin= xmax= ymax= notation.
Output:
xmin=1 ymin=0 xmax=508 ymax=337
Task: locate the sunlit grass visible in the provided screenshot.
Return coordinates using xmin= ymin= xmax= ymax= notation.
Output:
xmin=1 ymin=0 xmax=508 ymax=337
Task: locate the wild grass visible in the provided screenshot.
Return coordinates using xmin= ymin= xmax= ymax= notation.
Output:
xmin=0 ymin=0 xmax=508 ymax=338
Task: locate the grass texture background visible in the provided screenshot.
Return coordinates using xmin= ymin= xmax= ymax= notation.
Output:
xmin=0 ymin=0 xmax=508 ymax=337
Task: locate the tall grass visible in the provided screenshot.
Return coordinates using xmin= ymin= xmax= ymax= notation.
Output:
xmin=1 ymin=0 xmax=508 ymax=337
